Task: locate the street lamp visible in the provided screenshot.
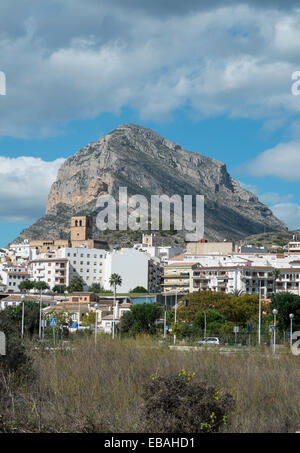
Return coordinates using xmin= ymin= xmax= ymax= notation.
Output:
xmin=21 ymin=295 xmax=26 ymax=338
xmin=272 ymin=308 xmax=278 ymax=354
xmin=174 ymin=290 xmax=178 ymax=345
xmin=258 ymin=280 xmax=262 ymax=345
xmin=39 ymin=288 xmax=42 ymax=339
xmin=94 ymin=303 xmax=99 ymax=347
xmin=163 ymin=294 xmax=167 ymax=339
xmin=289 ymin=313 xmax=294 ymax=349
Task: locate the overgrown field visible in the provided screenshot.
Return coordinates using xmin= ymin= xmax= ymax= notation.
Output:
xmin=1 ymin=335 xmax=299 ymax=433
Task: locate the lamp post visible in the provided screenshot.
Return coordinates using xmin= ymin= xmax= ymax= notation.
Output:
xmin=258 ymin=280 xmax=262 ymax=345
xmin=163 ymin=294 xmax=167 ymax=339
xmin=289 ymin=313 xmax=294 ymax=349
xmin=39 ymin=288 xmax=42 ymax=339
xmin=78 ymin=299 xmax=81 ymax=332
xmin=21 ymin=295 xmax=26 ymax=338
xmin=173 ymin=290 xmax=178 ymax=345
xmin=94 ymin=304 xmax=99 ymax=347
xmin=204 ymin=311 xmax=207 ymax=339
xmin=272 ymin=308 xmax=278 ymax=354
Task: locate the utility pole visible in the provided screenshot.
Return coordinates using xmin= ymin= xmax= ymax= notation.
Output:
xmin=94 ymin=304 xmax=99 ymax=347
xmin=78 ymin=299 xmax=81 ymax=332
xmin=273 ymin=309 xmax=278 ymax=353
xmin=163 ymin=294 xmax=167 ymax=339
xmin=204 ymin=311 xmax=207 ymax=338
xmin=173 ymin=291 xmax=178 ymax=345
xmin=258 ymin=280 xmax=261 ymax=345
xmin=39 ymin=289 xmax=42 ymax=339
xmin=290 ymin=313 xmax=294 ymax=349
xmin=21 ymin=295 xmax=25 ymax=338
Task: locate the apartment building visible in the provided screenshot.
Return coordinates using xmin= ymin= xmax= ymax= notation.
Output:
xmin=0 ymin=265 xmax=30 ymax=292
xmin=133 ymin=233 xmax=183 ymax=263
xmin=164 ymin=252 xmax=300 ymax=296
xmin=57 ymin=247 xmax=107 ymax=290
xmin=102 ymin=248 xmax=162 ymax=293
xmin=163 ymin=262 xmax=198 ymax=293
xmin=29 ymin=258 xmax=69 ymax=288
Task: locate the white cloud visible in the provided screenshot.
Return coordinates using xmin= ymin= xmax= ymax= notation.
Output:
xmin=0 ymin=156 xmax=65 ymax=222
xmin=259 ymin=192 xmax=294 ymax=203
xmin=1 ymin=3 xmax=300 ymax=136
xmin=271 ymin=202 xmax=300 ymax=229
xmin=237 ymin=141 xmax=300 ymax=181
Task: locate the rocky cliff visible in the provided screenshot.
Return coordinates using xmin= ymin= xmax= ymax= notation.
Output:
xmin=15 ymin=124 xmax=287 ymax=246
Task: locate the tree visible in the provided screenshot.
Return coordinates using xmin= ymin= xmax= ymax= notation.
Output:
xmin=109 ymin=274 xmax=122 ymax=339
xmin=88 ymin=283 xmax=104 ymax=293
xmin=109 ymin=273 xmax=122 ymax=293
xmin=82 ymin=311 xmax=96 ymax=325
xmin=270 ymin=292 xmax=300 ymax=331
xmin=19 ymin=280 xmax=34 ymax=291
xmin=52 ymin=284 xmax=67 ymax=293
xmin=67 ymin=276 xmax=84 ymax=293
xmin=193 ymin=309 xmax=225 ymax=335
xmin=0 ymin=301 xmax=41 ymax=338
xmin=178 ymin=291 xmax=262 ymax=326
xmin=33 ymin=281 xmax=50 ymax=291
xmin=230 ymin=289 xmax=244 ymax=297
xmin=130 ymin=286 xmax=148 ymax=293
xmin=120 ymin=303 xmax=162 ymax=336
xmin=270 ymin=268 xmax=281 ymax=294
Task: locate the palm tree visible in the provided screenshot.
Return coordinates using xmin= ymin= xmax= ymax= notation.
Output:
xmin=109 ymin=273 xmax=122 ymax=339
xmin=231 ymin=289 xmax=244 ymax=297
xmin=270 ymin=268 xmax=281 ymax=294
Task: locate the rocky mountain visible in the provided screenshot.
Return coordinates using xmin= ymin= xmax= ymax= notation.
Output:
xmin=14 ymin=124 xmax=287 ymax=246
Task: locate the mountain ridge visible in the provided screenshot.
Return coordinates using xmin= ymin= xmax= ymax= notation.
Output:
xmin=13 ymin=123 xmax=287 ymax=246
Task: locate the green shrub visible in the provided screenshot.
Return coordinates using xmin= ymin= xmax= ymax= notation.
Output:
xmin=141 ymin=370 xmax=234 ymax=433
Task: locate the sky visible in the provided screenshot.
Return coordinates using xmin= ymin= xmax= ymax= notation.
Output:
xmin=1 ymin=0 xmax=300 ymax=246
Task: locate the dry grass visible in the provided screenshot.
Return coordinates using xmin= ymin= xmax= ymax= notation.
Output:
xmin=1 ymin=335 xmax=300 ymax=432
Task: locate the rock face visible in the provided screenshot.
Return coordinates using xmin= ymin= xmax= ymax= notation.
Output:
xmin=16 ymin=124 xmax=286 ymax=245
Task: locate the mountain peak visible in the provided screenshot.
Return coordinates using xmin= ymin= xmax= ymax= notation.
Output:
xmin=15 ymin=125 xmax=287 ymax=244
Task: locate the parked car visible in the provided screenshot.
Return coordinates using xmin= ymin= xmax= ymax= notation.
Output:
xmin=197 ymin=337 xmax=225 ymax=345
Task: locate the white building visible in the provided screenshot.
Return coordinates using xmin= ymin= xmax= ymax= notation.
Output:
xmin=8 ymin=240 xmax=31 ymax=262
xmin=102 ymin=248 xmax=161 ymax=293
xmin=57 ymin=247 xmax=108 ymax=290
xmin=166 ymin=251 xmax=300 ymax=297
xmin=29 ymin=258 xmax=69 ymax=288
xmin=0 ymin=265 xmax=30 ymax=292
xmin=133 ymin=233 xmax=183 ymax=263
xmin=99 ymin=300 xmax=132 ymax=334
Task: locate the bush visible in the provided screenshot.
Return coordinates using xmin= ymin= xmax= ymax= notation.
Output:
xmin=141 ymin=370 xmax=234 ymax=433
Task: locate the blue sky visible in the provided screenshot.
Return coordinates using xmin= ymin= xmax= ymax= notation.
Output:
xmin=1 ymin=0 xmax=300 ymax=247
